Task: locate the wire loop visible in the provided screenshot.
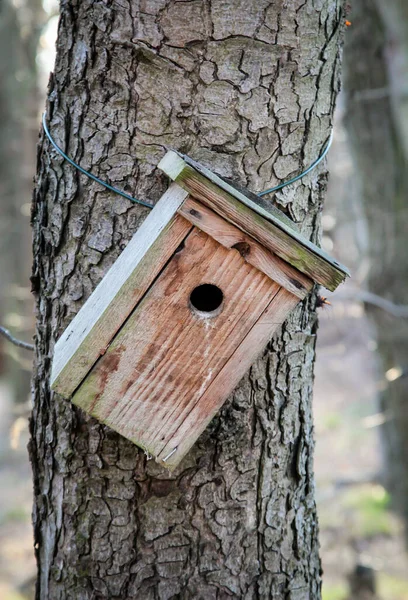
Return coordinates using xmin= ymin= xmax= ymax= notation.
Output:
xmin=42 ymin=113 xmax=154 ymax=209
xmin=258 ymin=132 xmax=333 ymax=196
xmin=42 ymin=112 xmax=332 ymax=208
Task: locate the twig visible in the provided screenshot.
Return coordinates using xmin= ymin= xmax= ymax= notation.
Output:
xmin=336 ymin=289 xmax=408 ymax=318
xmin=0 ymin=326 xmax=34 ymax=351
xmin=351 ymin=86 xmax=391 ymax=101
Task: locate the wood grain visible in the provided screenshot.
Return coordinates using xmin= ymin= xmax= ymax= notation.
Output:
xmin=156 ymin=287 xmax=300 ymax=468
xmin=159 ymin=150 xmax=349 ymax=291
xmin=179 ymin=196 xmax=313 ymax=299
xmin=159 ymin=149 xmax=299 ymax=231
xmin=72 ymin=229 xmax=281 ymax=460
xmin=51 ymin=183 xmax=191 ymax=397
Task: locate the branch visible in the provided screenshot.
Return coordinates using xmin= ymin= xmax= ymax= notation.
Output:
xmin=0 ymin=326 xmax=34 ymax=351
xmin=337 ymin=289 xmax=408 ymax=318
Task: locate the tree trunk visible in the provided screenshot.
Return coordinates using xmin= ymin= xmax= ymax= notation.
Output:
xmin=30 ymin=2 xmax=345 ymax=598
xmin=0 ymin=0 xmax=44 ymax=400
xmin=343 ymin=0 xmax=408 ymax=534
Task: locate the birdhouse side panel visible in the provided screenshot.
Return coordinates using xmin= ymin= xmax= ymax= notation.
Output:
xmin=51 ymin=183 xmax=190 ymax=398
xmin=72 ymin=227 xmax=282 ymax=462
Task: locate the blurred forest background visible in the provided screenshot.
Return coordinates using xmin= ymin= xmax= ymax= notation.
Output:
xmin=0 ymin=1 xmax=408 ymax=599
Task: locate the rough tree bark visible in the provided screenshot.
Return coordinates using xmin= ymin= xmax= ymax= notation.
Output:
xmin=31 ymin=2 xmax=345 ymax=598
xmin=344 ymin=0 xmax=408 ymax=533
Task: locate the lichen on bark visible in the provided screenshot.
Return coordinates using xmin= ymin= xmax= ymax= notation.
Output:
xmin=30 ymin=1 xmax=345 ymax=598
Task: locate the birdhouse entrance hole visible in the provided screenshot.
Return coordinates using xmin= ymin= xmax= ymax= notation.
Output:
xmin=189 ymin=284 xmax=223 ymax=317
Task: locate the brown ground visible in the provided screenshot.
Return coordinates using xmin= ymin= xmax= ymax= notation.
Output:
xmin=315 ymin=294 xmax=408 ymax=600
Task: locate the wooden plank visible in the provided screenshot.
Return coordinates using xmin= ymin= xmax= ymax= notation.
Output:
xmin=160 ymin=151 xmax=299 ymax=232
xmin=71 ymin=228 xmax=281 ymax=459
xmin=179 ymin=196 xmax=313 ymax=299
xmin=158 ymin=150 xmax=349 ymax=291
xmin=156 ymin=287 xmax=299 ymax=468
xmin=51 ymin=183 xmax=191 ymax=398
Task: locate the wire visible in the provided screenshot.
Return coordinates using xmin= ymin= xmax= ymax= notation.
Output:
xmin=42 ymin=113 xmax=154 ymax=209
xmin=42 ymin=112 xmax=332 ymax=206
xmin=257 ymin=131 xmax=333 ymax=197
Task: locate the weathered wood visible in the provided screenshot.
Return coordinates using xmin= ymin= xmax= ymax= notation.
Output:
xmin=159 ymin=150 xmax=349 ymax=291
xmin=157 ymin=287 xmax=300 ymax=468
xmin=72 ymin=228 xmax=281 ymax=464
xmin=179 ymin=196 xmax=313 ymax=299
xmin=51 ymin=183 xmax=191 ymax=397
xmin=160 ymin=150 xmax=298 ymax=231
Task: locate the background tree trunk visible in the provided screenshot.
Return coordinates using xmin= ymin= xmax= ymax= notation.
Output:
xmin=0 ymin=0 xmax=45 ymax=401
xmin=344 ymin=0 xmax=408 ymax=536
xmin=31 ymin=2 xmax=345 ymax=598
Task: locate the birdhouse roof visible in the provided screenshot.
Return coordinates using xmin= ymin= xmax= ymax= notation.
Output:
xmin=158 ymin=150 xmax=349 ymax=291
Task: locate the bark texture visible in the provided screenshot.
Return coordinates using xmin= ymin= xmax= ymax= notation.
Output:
xmin=344 ymin=0 xmax=408 ymax=533
xmin=31 ymin=1 xmax=345 ymax=598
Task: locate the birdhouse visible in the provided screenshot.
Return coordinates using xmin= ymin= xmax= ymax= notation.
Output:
xmin=51 ymin=151 xmax=349 ymax=469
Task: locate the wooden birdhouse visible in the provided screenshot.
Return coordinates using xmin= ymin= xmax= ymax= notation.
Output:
xmin=51 ymin=151 xmax=349 ymax=469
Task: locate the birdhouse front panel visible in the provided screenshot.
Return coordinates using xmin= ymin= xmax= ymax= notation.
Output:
xmin=72 ymin=226 xmax=290 ymax=466
xmin=51 ymin=151 xmax=349 ymax=469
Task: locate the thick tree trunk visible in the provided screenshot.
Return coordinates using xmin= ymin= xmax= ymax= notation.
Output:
xmin=31 ymin=2 xmax=345 ymax=598
xmin=344 ymin=0 xmax=408 ymax=534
